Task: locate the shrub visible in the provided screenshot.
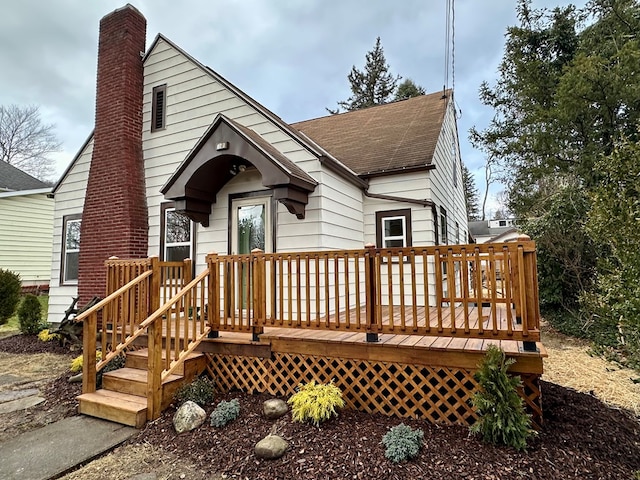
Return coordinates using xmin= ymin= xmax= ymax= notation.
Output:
xmin=288 ymin=380 xmax=345 ymax=426
xmin=38 ymin=329 xmax=60 ymax=342
xmin=381 ymin=424 xmax=424 ymax=463
xmin=18 ymin=294 xmax=44 ymax=334
xmin=470 ymin=345 xmax=535 ymax=451
xmin=70 ymin=351 xmax=102 ymax=373
xmin=0 ymin=269 xmax=21 ymax=325
xmin=210 ymin=398 xmax=241 ymax=427
xmin=174 ymin=376 xmax=215 ymax=406
xmin=97 ymin=353 xmax=126 ymax=388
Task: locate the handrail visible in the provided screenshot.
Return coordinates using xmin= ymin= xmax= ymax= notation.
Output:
xmin=75 ymin=270 xmax=153 ymax=324
xmin=208 ymin=241 xmax=541 ymax=343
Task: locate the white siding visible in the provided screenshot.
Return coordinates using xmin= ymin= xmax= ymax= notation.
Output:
xmin=143 ymin=38 xmax=326 ymax=267
xmin=0 ymin=193 xmax=54 ymax=285
xmin=363 ymin=172 xmax=435 ymax=247
xmin=47 ymin=140 xmax=93 ymax=325
xmin=426 ymin=99 xmax=468 ymax=245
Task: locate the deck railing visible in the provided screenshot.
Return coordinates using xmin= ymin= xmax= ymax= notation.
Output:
xmin=76 ymin=256 xmax=203 ymax=420
xmin=208 ymin=239 xmax=541 ymax=344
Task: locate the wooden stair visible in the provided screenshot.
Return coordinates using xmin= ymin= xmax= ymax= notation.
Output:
xmin=77 ymin=349 xmax=207 ymax=428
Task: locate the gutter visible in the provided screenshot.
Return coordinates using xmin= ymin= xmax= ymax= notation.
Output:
xmin=364 ymin=190 xmax=434 ymax=208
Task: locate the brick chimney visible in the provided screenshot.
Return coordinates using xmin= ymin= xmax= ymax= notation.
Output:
xmin=78 ymin=5 xmax=148 ymax=305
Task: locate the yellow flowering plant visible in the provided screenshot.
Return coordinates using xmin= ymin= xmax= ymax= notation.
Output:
xmin=288 ymin=380 xmax=345 ymax=426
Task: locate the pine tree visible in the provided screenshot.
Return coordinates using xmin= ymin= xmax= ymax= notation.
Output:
xmin=462 ymin=164 xmax=480 ymax=221
xmin=394 ymin=79 xmax=425 ymax=101
xmin=329 ymin=37 xmax=400 ymax=114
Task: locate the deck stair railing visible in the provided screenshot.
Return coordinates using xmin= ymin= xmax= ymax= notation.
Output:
xmin=75 ymin=256 xmax=208 ymax=420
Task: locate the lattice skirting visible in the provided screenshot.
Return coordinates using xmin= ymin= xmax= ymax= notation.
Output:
xmin=204 ymin=353 xmax=542 ymax=427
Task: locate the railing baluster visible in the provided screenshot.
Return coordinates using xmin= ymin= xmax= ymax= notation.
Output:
xmin=398 ymin=248 xmax=406 ymax=331
xmin=461 ymin=248 xmax=470 ymax=334
xmin=447 ymin=248 xmax=456 ymax=334
xmin=305 ymin=255 xmax=311 ymax=327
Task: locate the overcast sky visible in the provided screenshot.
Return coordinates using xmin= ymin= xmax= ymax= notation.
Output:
xmin=0 ymin=0 xmax=580 ymax=217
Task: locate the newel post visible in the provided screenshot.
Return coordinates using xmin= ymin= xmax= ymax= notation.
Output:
xmin=519 ymin=234 xmax=539 ymax=353
xmin=251 ymin=248 xmax=265 ymax=342
xmin=206 ymin=252 xmax=219 ymax=338
xmin=82 ymin=312 xmax=97 ymax=394
xmin=364 ymin=243 xmax=379 ymax=342
xmin=149 ymin=256 xmax=160 ymax=315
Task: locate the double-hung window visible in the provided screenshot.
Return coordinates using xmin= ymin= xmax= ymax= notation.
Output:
xmin=161 ymin=203 xmax=193 ymax=261
xmin=61 ymin=215 xmax=81 ymax=284
xmin=376 ymin=209 xmax=412 ymax=248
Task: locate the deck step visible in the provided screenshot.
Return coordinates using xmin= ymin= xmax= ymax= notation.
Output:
xmin=102 ymin=367 xmax=182 ymax=397
xmin=125 ymin=348 xmax=205 ymax=375
xmin=77 ymin=390 xmax=147 ymax=428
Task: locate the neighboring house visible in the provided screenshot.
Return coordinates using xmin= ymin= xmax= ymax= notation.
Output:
xmin=469 ymin=218 xmax=520 ymax=244
xmin=0 ymin=161 xmax=54 ymax=290
xmin=46 ymin=5 xmax=467 ymax=324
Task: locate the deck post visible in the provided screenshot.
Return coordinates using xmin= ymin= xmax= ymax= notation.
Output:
xmin=149 ymin=256 xmax=160 ymax=315
xmin=147 ymin=318 xmax=163 ymax=420
xmin=206 ymin=252 xmax=219 ymax=338
xmin=82 ymin=312 xmax=97 ymax=394
xmin=364 ymin=243 xmax=379 ymax=343
xmin=251 ymin=248 xmax=265 ymax=342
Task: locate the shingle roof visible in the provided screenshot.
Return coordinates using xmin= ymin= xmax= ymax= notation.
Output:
xmin=292 ymin=90 xmax=451 ymax=177
xmin=0 ymin=161 xmax=49 ymax=191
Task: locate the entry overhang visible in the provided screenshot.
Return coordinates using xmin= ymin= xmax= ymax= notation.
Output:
xmin=161 ymin=114 xmax=318 ymax=226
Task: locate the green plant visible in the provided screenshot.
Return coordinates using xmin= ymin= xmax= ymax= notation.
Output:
xmin=381 ymin=423 xmax=424 ymax=463
xmin=18 ymin=294 xmax=44 ymax=334
xmin=174 ymin=376 xmax=215 ymax=406
xmin=210 ymin=398 xmax=241 ymax=427
xmin=0 ymin=269 xmax=21 ymax=325
xmin=471 ymin=345 xmax=535 ymax=451
xmin=288 ymin=381 xmax=345 ymax=426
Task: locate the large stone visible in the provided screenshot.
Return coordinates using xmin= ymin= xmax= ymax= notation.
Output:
xmin=263 ymin=398 xmax=288 ymax=419
xmin=0 ymin=388 xmax=40 ymax=404
xmin=0 ymin=395 xmax=45 ymax=414
xmin=255 ymin=434 xmax=288 ymax=460
xmin=173 ymin=401 xmax=206 ymax=434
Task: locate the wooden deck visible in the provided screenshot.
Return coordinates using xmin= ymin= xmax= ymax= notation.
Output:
xmin=76 ymin=241 xmax=545 ymax=428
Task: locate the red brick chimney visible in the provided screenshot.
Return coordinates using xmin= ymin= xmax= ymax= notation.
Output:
xmin=78 ymin=5 xmax=148 ymax=305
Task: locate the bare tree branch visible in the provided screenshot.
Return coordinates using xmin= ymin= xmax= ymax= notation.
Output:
xmin=0 ymin=104 xmax=61 ymax=181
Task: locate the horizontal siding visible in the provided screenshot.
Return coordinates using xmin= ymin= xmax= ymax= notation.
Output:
xmin=47 ymin=139 xmax=92 ymax=324
xmin=143 ymin=38 xmax=324 ymax=266
xmin=363 ymin=173 xmax=435 ymax=246
xmin=317 ymin=170 xmax=364 ymax=250
xmin=0 ymin=193 xmax=54 ymax=285
xmin=427 ymin=101 xmax=468 ymax=244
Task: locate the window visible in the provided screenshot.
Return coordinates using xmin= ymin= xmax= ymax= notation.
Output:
xmin=160 ymin=203 xmax=194 ymax=261
xmin=455 ymin=221 xmax=460 ymax=244
xmin=499 ymin=220 xmax=507 ymax=227
xmin=151 ymin=84 xmax=167 ymax=132
xmin=376 ymin=209 xmax=412 ymax=248
xmin=61 ymin=215 xmax=81 ymax=284
xmin=440 ymin=207 xmax=448 ymax=245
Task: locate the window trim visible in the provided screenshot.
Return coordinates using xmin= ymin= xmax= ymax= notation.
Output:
xmin=440 ymin=206 xmax=448 ymax=245
xmin=60 ymin=214 xmax=82 ymax=285
xmin=160 ymin=202 xmax=195 ymax=262
xmin=375 ymin=209 xmax=412 ymax=248
xmin=151 ymin=84 xmax=167 ymax=132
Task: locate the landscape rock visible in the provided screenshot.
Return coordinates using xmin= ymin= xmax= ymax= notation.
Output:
xmin=173 ymin=401 xmax=206 ymax=434
xmin=0 ymin=395 xmax=45 ymax=414
xmin=68 ymin=373 xmax=83 ymax=383
xmin=254 ymin=434 xmax=288 ymax=460
xmin=263 ymin=398 xmax=288 ymax=419
xmin=0 ymin=388 xmax=39 ymax=404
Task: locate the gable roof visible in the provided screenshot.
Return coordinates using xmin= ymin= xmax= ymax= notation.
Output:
xmin=0 ymin=161 xmax=49 ymax=192
xmin=292 ymin=90 xmax=451 ymax=177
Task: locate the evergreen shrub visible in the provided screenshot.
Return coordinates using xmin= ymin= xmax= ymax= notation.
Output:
xmin=0 ymin=269 xmax=21 ymax=324
xmin=210 ymin=398 xmax=240 ymax=427
xmin=18 ymin=294 xmax=43 ymax=334
xmin=381 ymin=423 xmax=424 ymax=463
xmin=288 ymin=381 xmax=345 ymax=426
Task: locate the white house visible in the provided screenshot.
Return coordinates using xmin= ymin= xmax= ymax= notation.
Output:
xmin=0 ymin=161 xmax=53 ymax=291
xmin=46 ymin=5 xmax=467 ymax=324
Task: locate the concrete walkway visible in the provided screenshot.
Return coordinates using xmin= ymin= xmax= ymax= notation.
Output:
xmin=0 ymin=416 xmax=136 ymax=480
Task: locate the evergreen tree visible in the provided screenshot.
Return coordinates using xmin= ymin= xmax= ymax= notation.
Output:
xmin=394 ymin=79 xmax=426 ymax=101
xmin=462 ymin=164 xmax=480 ymax=221
xmin=329 ymin=37 xmax=400 ymax=113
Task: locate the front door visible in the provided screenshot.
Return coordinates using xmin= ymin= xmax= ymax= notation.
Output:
xmin=230 ymin=196 xmax=271 ymax=255
xmin=230 ymin=196 xmax=272 ymax=310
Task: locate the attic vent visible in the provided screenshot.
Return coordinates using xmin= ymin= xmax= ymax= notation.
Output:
xmin=151 ymin=84 xmax=166 ymax=132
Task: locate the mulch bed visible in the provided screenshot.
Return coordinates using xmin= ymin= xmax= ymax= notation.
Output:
xmin=1 ymin=334 xmax=639 ymax=479
xmin=0 ymin=333 xmax=75 ymax=356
